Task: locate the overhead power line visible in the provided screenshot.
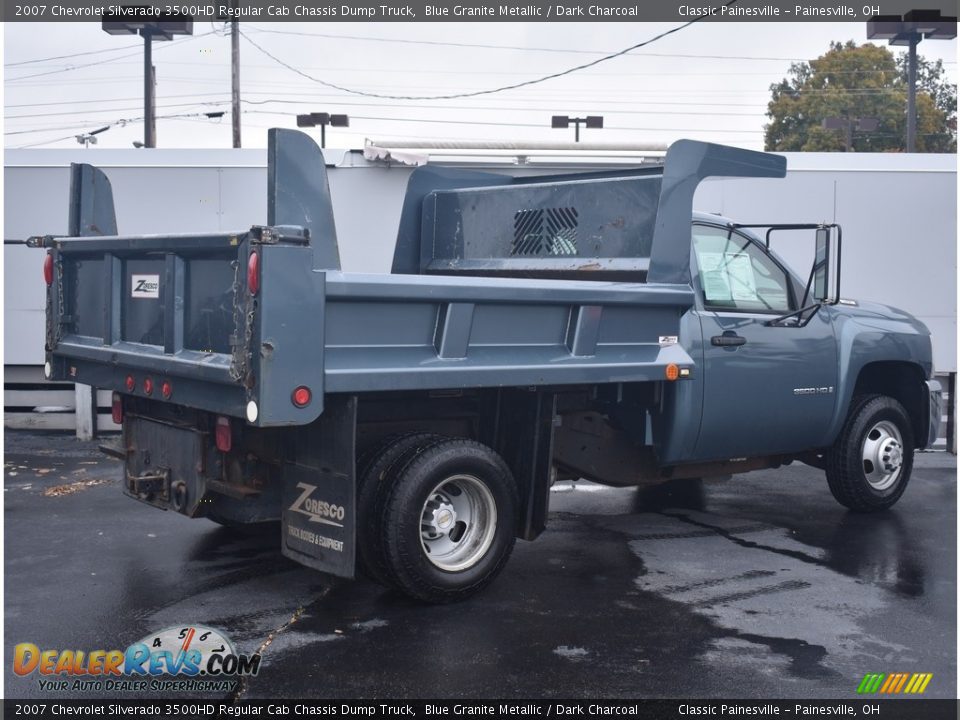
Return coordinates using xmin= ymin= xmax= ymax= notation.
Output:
xmin=5 ymin=42 xmax=143 ymax=67
xmin=238 ymin=3 xmax=739 ymax=101
xmin=7 ymin=110 xmax=230 ymax=144
xmin=245 ymin=24 xmax=800 ymax=63
xmin=4 ymin=93 xmax=767 ymax=111
xmin=7 ymin=31 xmax=214 ymax=82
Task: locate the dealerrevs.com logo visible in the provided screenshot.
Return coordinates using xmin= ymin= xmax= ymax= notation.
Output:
xmin=13 ymin=625 xmax=260 ymax=693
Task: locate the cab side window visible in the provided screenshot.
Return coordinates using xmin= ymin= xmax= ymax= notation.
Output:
xmin=692 ymin=225 xmax=793 ymax=313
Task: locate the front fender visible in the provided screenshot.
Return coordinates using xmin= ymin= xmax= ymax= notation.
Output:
xmin=825 ymin=308 xmax=934 ymax=444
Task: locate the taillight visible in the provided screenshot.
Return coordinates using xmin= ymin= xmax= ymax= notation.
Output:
xmin=143 ymin=377 xmax=154 ymax=395
xmin=111 ymin=392 xmax=123 ymax=424
xmin=215 ymin=416 xmax=232 ymax=453
xmin=125 ymin=374 xmax=135 ymax=392
xmin=247 ymin=251 xmax=260 ymax=296
xmin=292 ymin=386 xmax=312 ymax=407
xmin=43 ymin=252 xmax=53 ymax=286
xmin=161 ymin=380 xmax=173 ymax=399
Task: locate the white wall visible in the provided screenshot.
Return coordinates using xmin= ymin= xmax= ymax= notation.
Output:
xmin=4 ymin=149 xmax=955 ymax=371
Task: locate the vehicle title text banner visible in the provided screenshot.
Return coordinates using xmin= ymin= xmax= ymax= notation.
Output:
xmin=5 ymin=0 xmax=957 ymax=21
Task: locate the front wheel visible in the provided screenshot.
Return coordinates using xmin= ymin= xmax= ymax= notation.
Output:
xmin=379 ymin=438 xmax=518 ymax=603
xmin=826 ymin=394 xmax=914 ymax=512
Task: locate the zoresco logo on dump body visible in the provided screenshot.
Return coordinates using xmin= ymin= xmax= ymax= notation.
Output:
xmin=12 ymin=625 xmax=260 ymax=693
xmin=857 ymin=673 xmax=933 ymax=694
xmin=130 ymin=273 xmax=160 ymax=299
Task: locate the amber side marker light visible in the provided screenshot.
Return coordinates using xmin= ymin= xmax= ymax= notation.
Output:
xmin=665 ymin=364 xmax=680 ymax=381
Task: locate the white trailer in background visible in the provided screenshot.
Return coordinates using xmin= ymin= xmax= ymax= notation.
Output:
xmin=3 ymin=144 xmax=956 ymax=449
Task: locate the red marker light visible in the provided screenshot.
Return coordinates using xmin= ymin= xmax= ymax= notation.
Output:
xmin=161 ymin=380 xmax=173 ymax=399
xmin=111 ymin=392 xmax=123 ymax=425
xmin=125 ymin=375 xmax=135 ymax=392
xmin=247 ymin=251 xmax=260 ymax=296
xmin=143 ymin=377 xmax=154 ymax=395
xmin=43 ymin=252 xmax=53 ymax=286
xmin=215 ymin=416 xmax=232 ymax=453
xmin=292 ymin=386 xmax=311 ymax=408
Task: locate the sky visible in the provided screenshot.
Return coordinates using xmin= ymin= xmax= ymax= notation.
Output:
xmin=3 ymin=21 xmax=958 ymax=151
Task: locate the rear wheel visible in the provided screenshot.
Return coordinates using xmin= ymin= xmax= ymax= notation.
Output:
xmin=356 ymin=432 xmax=443 ymax=585
xmin=826 ymin=394 xmax=914 ymax=512
xmin=380 ymin=438 xmax=518 ymax=603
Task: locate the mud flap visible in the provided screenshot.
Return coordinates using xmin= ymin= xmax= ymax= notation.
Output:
xmin=281 ymin=395 xmax=357 ymax=578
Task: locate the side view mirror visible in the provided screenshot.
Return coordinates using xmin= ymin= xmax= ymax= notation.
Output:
xmin=813 ymin=225 xmax=841 ymax=304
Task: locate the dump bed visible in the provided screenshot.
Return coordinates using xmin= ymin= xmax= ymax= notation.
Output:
xmin=36 ymin=130 xmax=785 ymax=427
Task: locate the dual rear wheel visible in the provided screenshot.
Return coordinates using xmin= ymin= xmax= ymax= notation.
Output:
xmin=356 ymin=434 xmax=518 ymax=603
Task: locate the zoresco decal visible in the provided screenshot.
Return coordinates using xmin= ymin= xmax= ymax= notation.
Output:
xmin=12 ymin=625 xmax=260 ymax=693
xmin=130 ymin=273 xmax=160 ymax=299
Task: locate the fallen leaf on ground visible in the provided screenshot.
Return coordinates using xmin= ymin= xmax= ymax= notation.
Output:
xmin=43 ymin=479 xmax=112 ymax=497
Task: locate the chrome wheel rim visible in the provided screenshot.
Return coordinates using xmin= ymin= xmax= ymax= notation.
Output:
xmin=862 ymin=420 xmax=904 ymax=491
xmin=419 ymin=474 xmax=497 ymax=572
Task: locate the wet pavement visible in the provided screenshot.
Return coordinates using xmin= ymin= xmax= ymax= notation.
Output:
xmin=4 ymin=431 xmax=956 ymax=699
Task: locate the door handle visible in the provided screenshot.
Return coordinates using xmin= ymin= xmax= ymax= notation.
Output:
xmin=711 ymin=332 xmax=747 ymax=347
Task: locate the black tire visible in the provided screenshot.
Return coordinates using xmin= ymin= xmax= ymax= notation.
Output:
xmin=826 ymin=394 xmax=914 ymax=512
xmin=379 ymin=438 xmax=518 ymax=604
xmin=356 ymin=432 xmax=445 ymax=585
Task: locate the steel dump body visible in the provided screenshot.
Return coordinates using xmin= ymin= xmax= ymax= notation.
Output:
xmin=47 ymin=244 xmax=694 ymax=423
xmin=40 ymin=130 xmax=785 ymax=428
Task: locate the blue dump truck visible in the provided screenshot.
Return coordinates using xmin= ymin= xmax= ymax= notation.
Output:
xmin=34 ymin=129 xmax=941 ymax=603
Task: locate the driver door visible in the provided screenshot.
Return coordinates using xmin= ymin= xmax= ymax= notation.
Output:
xmin=691 ymin=224 xmax=838 ymax=462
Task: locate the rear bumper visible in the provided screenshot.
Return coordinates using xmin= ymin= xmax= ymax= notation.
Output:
xmin=123 ymin=414 xmax=210 ymax=515
xmin=924 ymin=379 xmax=943 ymax=448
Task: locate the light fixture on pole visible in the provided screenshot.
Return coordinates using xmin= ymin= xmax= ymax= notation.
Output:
xmin=822 ymin=116 xmax=879 ymax=151
xmin=76 ymin=126 xmax=111 ymax=148
xmin=551 ymin=115 xmax=603 ymax=142
xmin=867 ymin=9 xmax=956 ymax=152
xmin=296 ymin=113 xmax=349 ymax=148
xmin=102 ymin=17 xmax=193 ymax=148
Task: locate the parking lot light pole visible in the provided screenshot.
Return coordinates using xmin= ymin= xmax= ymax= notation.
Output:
xmin=822 ymin=116 xmax=879 ymax=151
xmin=102 ymin=19 xmax=194 ymax=148
xmin=551 ymin=115 xmax=604 ymax=142
xmin=296 ymin=113 xmax=350 ymax=148
xmin=867 ymin=10 xmax=957 ymax=152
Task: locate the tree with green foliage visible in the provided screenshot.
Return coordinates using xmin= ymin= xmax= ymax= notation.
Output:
xmin=764 ymin=41 xmax=956 ymax=153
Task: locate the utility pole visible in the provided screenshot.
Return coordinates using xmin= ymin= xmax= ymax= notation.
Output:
xmin=144 ymin=30 xmax=155 ymax=148
xmin=231 ymin=15 xmax=241 ymax=148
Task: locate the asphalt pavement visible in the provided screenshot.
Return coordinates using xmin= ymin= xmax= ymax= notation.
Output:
xmin=4 ymin=431 xmax=956 ymax=700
